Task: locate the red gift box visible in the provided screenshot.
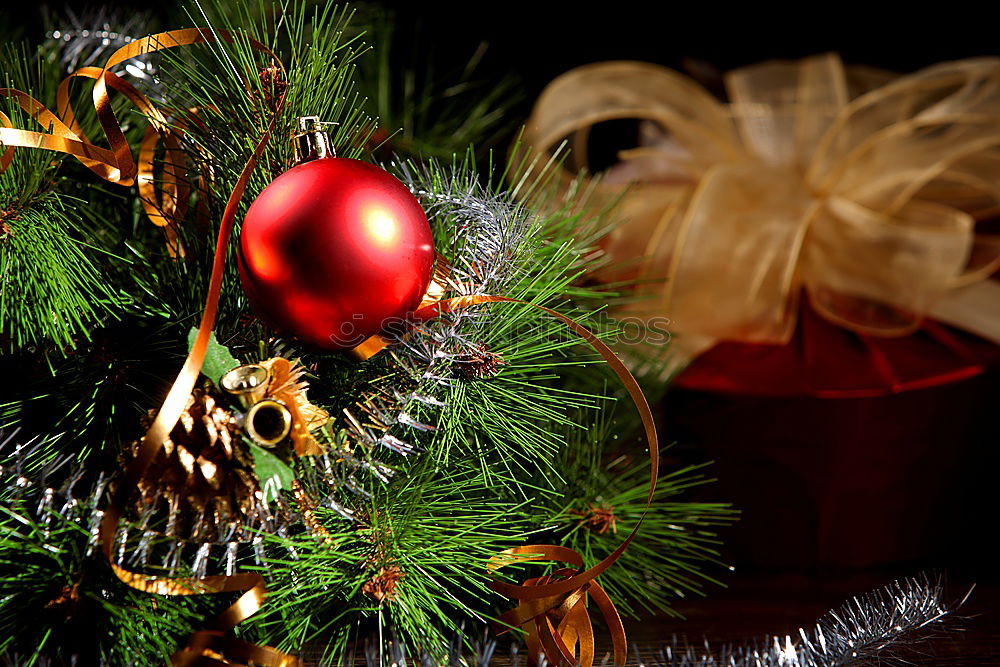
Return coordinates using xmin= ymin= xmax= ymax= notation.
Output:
xmin=666 ymin=302 xmax=1000 ymax=569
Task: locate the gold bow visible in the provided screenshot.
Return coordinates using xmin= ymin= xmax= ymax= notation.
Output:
xmin=486 ymin=547 xmax=626 ymax=667
xmin=522 ymin=54 xmax=1000 ymax=354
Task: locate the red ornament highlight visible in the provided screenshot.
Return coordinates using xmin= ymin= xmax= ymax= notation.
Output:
xmin=239 ymin=157 xmax=435 ymax=349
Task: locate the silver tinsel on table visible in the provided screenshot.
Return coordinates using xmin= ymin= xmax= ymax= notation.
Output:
xmin=630 ymin=575 xmax=958 ymax=667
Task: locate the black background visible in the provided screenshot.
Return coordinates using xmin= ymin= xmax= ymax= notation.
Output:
xmin=10 ymin=1 xmax=1000 ymax=107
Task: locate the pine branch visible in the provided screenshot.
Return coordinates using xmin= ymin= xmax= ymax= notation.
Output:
xmin=545 ymin=408 xmax=737 ymax=618
xmin=0 ymin=44 xmax=131 ymax=354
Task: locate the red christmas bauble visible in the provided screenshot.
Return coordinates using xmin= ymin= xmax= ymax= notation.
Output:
xmin=239 ymin=157 xmax=435 ymax=349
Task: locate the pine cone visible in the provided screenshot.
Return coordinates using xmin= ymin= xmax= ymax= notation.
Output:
xmin=120 ymin=388 xmax=262 ymax=543
xmin=451 ymin=344 xmax=505 ymax=381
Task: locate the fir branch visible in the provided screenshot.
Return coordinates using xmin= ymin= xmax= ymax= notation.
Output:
xmin=0 ymin=195 xmax=123 ymax=352
xmin=137 ymin=0 xmax=373 ymax=336
xmin=547 ymin=408 xmax=737 ymax=618
xmin=0 ymin=44 xmax=130 ymax=354
xmin=246 ymin=460 xmax=537 ymax=660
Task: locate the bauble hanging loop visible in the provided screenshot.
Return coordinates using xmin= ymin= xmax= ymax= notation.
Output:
xmin=292 ymin=115 xmax=336 ymax=163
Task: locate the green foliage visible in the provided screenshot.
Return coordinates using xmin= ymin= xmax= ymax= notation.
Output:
xmin=187 ymin=327 xmax=240 ymax=384
xmin=0 ymin=1 xmax=734 ymax=663
xmin=244 ymin=458 xmax=538 ymax=659
xmin=0 ymin=195 xmax=126 ymax=352
xmin=0 ymin=43 xmax=129 ymax=353
xmin=248 ymin=440 xmax=295 ymax=503
xmin=0 ymin=43 xmax=62 ymax=205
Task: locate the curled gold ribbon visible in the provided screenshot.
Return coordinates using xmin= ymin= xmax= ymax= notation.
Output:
xmin=520 ymin=54 xmax=1000 ymax=352
xmin=1 ymin=28 xmax=298 ymax=667
xmin=1 ymin=28 xmax=270 ymax=254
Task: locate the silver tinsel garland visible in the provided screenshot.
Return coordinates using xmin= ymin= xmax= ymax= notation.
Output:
xmin=0 ymin=428 xmax=292 ymax=577
xmin=388 ymin=159 xmax=535 ymax=376
xmin=46 ymin=10 xmax=162 ymax=95
xmin=361 ymin=576 xmax=959 ymax=667
xmin=630 ymin=575 xmax=957 ymax=667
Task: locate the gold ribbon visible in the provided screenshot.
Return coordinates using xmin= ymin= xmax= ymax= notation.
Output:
xmin=1 ymin=28 xmax=299 ymax=667
xmin=0 ymin=29 xmax=268 ymax=256
xmin=520 ymin=54 xmax=1000 ymax=350
xmin=0 ymin=110 xmax=15 ymax=171
xmin=487 ymin=559 xmax=622 ymax=667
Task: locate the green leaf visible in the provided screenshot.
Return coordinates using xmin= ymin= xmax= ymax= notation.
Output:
xmin=187 ymin=327 xmax=240 ymax=384
xmin=247 ymin=441 xmax=295 ymax=504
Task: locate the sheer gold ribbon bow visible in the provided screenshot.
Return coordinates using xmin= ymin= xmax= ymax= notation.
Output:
xmin=522 ymin=54 xmax=1000 ymax=357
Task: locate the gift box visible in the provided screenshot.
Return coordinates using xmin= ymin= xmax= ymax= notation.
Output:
xmin=522 ymin=53 xmax=1000 ymax=568
xmin=668 ymin=360 xmax=1000 ymax=570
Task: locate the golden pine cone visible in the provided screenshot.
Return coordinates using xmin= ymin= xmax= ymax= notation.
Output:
xmin=120 ymin=388 xmax=262 ymax=543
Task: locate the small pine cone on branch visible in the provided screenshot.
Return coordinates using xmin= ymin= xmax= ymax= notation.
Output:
xmin=450 ymin=344 xmax=505 ymax=381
